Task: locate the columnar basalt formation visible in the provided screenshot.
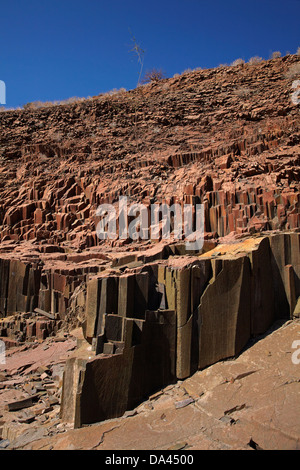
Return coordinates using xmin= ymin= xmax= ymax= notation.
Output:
xmin=0 ymin=55 xmax=299 ymax=430
xmin=60 ymin=232 xmax=300 ymax=427
xmin=0 ymin=55 xmax=299 ymax=250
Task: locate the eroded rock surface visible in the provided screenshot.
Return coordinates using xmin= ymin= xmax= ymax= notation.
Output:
xmin=0 ymin=55 xmax=299 ymax=250
xmin=3 ymin=319 xmax=299 ymax=450
xmin=0 ymin=54 xmax=300 ymax=449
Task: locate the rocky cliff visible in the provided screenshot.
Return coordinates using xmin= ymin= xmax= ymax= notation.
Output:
xmin=0 ymin=54 xmax=299 ymax=430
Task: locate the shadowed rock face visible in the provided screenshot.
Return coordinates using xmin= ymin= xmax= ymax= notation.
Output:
xmin=59 ymin=232 xmax=299 ymax=427
xmin=0 ymin=55 xmax=300 ymax=429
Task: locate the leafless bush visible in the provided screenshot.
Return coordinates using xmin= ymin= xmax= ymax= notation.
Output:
xmin=285 ymin=63 xmax=300 ymax=79
xmin=270 ymin=51 xmax=281 ymax=59
xmin=60 ymin=97 xmax=84 ymax=105
xmin=231 ymin=58 xmax=245 ymax=66
xmin=23 ymin=101 xmax=43 ymax=110
xmin=141 ymin=69 xmax=166 ymax=84
xmin=0 ymin=106 xmax=22 ymax=113
xmin=22 ymin=96 xmax=90 ymax=111
xmin=182 ymin=68 xmax=193 ymax=74
xmin=248 ymin=56 xmax=263 ymax=64
xmin=106 ymin=87 xmax=127 ymax=96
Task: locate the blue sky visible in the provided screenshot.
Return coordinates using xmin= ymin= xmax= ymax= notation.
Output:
xmin=1 ymin=0 xmax=299 ymax=108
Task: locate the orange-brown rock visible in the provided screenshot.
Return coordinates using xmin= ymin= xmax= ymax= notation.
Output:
xmin=0 ymin=54 xmax=300 ymax=448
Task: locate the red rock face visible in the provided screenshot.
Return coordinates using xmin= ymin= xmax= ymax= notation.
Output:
xmin=0 ymin=54 xmax=299 ymax=255
xmin=0 ymin=55 xmax=299 ymax=436
xmin=0 ymin=55 xmax=298 ymax=327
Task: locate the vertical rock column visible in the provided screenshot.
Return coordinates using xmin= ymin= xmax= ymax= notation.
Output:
xmin=197 ymin=256 xmax=251 ymax=370
xmin=0 ymin=259 xmax=10 ymax=317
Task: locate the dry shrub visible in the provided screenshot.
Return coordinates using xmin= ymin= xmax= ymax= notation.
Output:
xmin=285 ymin=63 xmax=300 ymax=79
xmin=141 ymin=69 xmax=166 ymax=84
xmin=270 ymin=51 xmax=281 ymax=59
xmin=248 ymin=56 xmax=263 ymax=64
xmin=181 ymin=68 xmax=193 ymax=75
xmin=231 ymin=58 xmax=245 ymax=66
xmin=106 ymin=87 xmax=127 ymax=96
xmin=23 ymin=96 xmax=89 ymax=111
